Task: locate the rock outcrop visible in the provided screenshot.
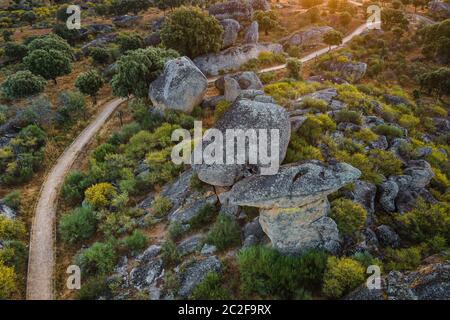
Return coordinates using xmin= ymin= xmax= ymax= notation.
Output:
xmin=193 ymin=98 xmax=291 ymax=186
xmin=281 ymin=26 xmax=334 ymax=48
xmin=149 ymin=57 xmax=208 ymax=114
xmin=428 ymin=1 xmax=450 ymax=19
xmin=323 ymin=61 xmax=367 ymax=83
xmin=0 ymin=203 xmax=16 ymax=220
xmin=177 ymin=256 xmax=222 ymax=297
xmin=220 ymin=19 xmax=241 ymax=48
xmin=208 ymin=0 xmax=254 ymax=21
xmin=193 ymin=43 xmax=283 ymax=76
xmin=346 ymin=260 xmax=450 ymax=300
xmin=221 ymin=161 xmax=361 ymax=254
xmin=244 ymin=21 xmax=259 ymax=44
xmin=214 ymin=71 xmax=263 ymax=93
xmin=112 ymin=15 xmax=142 ymax=28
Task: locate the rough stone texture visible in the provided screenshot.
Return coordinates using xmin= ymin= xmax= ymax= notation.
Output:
xmin=224 ymin=76 xmax=241 ymax=102
xmin=177 ymin=256 xmax=222 ymax=297
xmin=323 ymin=61 xmax=367 ymax=82
xmin=375 ymin=225 xmax=400 ymax=248
xmin=220 ymin=161 xmax=360 ymax=254
xmin=349 ymin=180 xmax=376 ymax=216
xmin=428 ymin=1 xmax=450 ymax=19
xmin=223 ymin=161 xmax=361 ymax=208
xmin=201 ymin=244 xmax=217 ymax=255
xmin=169 ymin=195 xmax=218 ymax=224
xmin=368 ymin=135 xmax=388 ymax=150
xmin=215 ymin=71 xmax=263 ymax=93
xmin=244 ymin=21 xmax=259 ymax=44
xmin=81 ymin=33 xmax=116 ymax=55
xmin=136 ymin=245 xmax=162 ymax=263
xmin=112 ymin=15 xmax=142 ymax=28
xmin=0 ymin=203 xmax=16 ymax=220
xmin=379 ymin=180 xmax=399 ymax=213
xmin=220 ymin=19 xmax=240 ymax=48
xmin=193 ymin=43 xmax=283 ymax=76
xmin=383 ymin=94 xmax=409 ymax=106
xmin=149 ymin=57 xmax=208 ymax=114
xmin=249 ymin=0 xmax=270 ymax=11
xmin=208 ymin=0 xmax=254 ymax=21
xmin=177 ymin=234 xmax=203 ymax=256
xmin=143 ymin=32 xmax=161 ymax=47
xmin=403 ymin=160 xmax=434 ymax=189
xmin=193 ymin=99 xmax=291 ymax=187
xmin=281 ymin=26 xmax=334 ymax=48
xmin=130 ymin=258 xmax=163 ymax=291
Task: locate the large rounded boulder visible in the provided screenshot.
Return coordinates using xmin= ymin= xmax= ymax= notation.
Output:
xmin=148 ymin=57 xmax=208 ymax=114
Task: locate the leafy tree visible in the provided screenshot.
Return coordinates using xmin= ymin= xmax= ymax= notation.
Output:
xmin=419 ymin=67 xmax=450 ymax=100
xmin=89 ymin=47 xmax=111 ymax=65
xmin=381 ymin=8 xmax=409 ymax=31
xmin=1 ymin=70 xmax=46 ymax=99
xmin=116 ymin=33 xmax=143 ymax=53
xmin=160 ymin=6 xmax=223 ymax=58
xmin=75 ymin=70 xmax=104 ymax=104
xmin=339 ymin=11 xmax=352 ymax=27
xmin=59 ymin=206 xmax=97 ymax=244
xmin=253 ymin=10 xmax=279 ymax=36
xmin=111 ymin=47 xmax=179 ymax=98
xmin=4 ymin=42 xmax=28 ymax=61
xmin=23 ymin=49 xmax=72 ymax=84
xmin=22 ymin=10 xmax=37 ymax=26
xmin=52 ymin=23 xmax=87 ymax=45
xmin=323 ymin=30 xmax=343 ymax=50
xmin=27 ymin=34 xmax=73 ymax=59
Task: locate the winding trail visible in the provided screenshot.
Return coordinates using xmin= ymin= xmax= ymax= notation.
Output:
xmin=26 ymin=97 xmax=126 ymax=300
xmin=26 ymin=19 xmax=380 ymax=300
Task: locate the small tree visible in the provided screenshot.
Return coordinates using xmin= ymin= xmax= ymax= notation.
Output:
xmin=160 ymin=6 xmax=223 ymax=58
xmin=419 ymin=67 xmax=450 ymax=100
xmin=4 ymin=42 xmax=28 ymax=61
xmin=22 ymin=11 xmax=37 ymax=26
xmin=116 ymin=33 xmax=143 ymax=53
xmin=253 ymin=10 xmax=279 ymax=36
xmin=27 ymin=34 xmax=73 ymax=59
xmin=286 ymin=58 xmax=302 ymax=79
xmin=24 ymin=49 xmax=72 ymax=84
xmin=111 ymin=47 xmax=179 ymax=98
xmin=1 ymin=70 xmax=46 ymax=99
xmin=323 ymin=30 xmax=343 ymax=51
xmin=339 ymin=11 xmax=352 ymax=27
xmin=75 ymin=70 xmax=104 ymax=104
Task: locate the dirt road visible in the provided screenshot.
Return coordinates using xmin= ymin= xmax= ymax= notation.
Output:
xmin=26 ymin=97 xmax=126 ymax=300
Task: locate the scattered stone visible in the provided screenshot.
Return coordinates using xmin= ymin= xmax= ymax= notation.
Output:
xmin=0 ymin=203 xmax=16 ymax=220
xmin=169 ymin=195 xmax=218 ymax=224
xmin=224 ymin=76 xmax=241 ymax=102
xmin=383 ymin=94 xmax=409 ymax=106
xmin=376 ymin=225 xmax=400 ymax=248
xmin=81 ymin=34 xmax=116 ymax=55
xmin=136 ymin=245 xmax=162 ymax=263
xmin=149 ymin=57 xmax=208 ymax=114
xmin=349 ymin=180 xmax=377 ymax=216
xmin=193 ymin=43 xmax=283 ymax=76
xmin=177 ymin=256 xmax=222 ymax=297
xmin=201 ymin=244 xmax=217 ymax=255
xmin=112 ymin=15 xmax=142 ymax=28
xmin=379 ymin=180 xmax=399 ymax=212
xmin=177 ymin=234 xmax=203 ymax=256
xmin=215 ymin=71 xmax=263 ymax=93
xmin=403 ymin=160 xmax=434 ymax=189
xmin=323 ymin=61 xmax=367 ymax=82
xmin=130 ymin=258 xmax=163 ymax=291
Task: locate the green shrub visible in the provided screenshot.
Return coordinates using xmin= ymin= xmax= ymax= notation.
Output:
xmin=122 ymin=229 xmax=147 ymax=255
xmin=0 ymin=240 xmax=28 ymax=272
xmin=2 ymin=190 xmax=21 ymax=210
xmin=298 ymin=97 xmax=327 ymax=112
xmin=205 ymin=214 xmax=241 ymax=251
xmin=56 ymin=90 xmax=86 ymax=124
xmin=1 ymin=70 xmax=46 ymax=99
xmin=89 ymin=47 xmax=111 ymax=64
xmin=285 ymin=135 xmax=323 ymax=163
xmin=297 ymin=114 xmax=336 ymax=144
xmin=59 ymin=206 xmax=97 ymax=244
xmin=322 ymin=256 xmax=365 ymax=298
xmin=237 ymin=246 xmax=328 ymax=299
xmin=214 ymin=100 xmax=231 ymax=122
xmin=334 ymin=109 xmax=362 ymax=125
xmin=0 ymin=215 xmax=26 ymax=241
xmin=330 ymin=198 xmax=367 ymax=237
xmin=190 ymin=271 xmax=231 ymax=300
xmin=384 ymin=246 xmax=422 ymax=271
xmin=4 ymin=41 xmax=28 ymax=61
xmin=168 ymin=221 xmax=185 ymax=241
xmin=74 ymin=240 xmax=117 ymax=275
xmin=116 ymin=33 xmax=143 ymax=53
xmin=286 ymin=58 xmax=302 ymax=79
xmin=368 ymin=149 xmax=403 ymax=177
xmin=396 ymin=199 xmax=450 ymax=243
xmin=151 ymin=196 xmax=172 ymax=218
xmin=76 ymin=276 xmax=110 ymax=300
xmin=352 ymin=251 xmax=382 ymax=269
xmin=189 ymin=203 xmax=217 ymax=229
xmin=372 ymin=124 xmax=404 ymax=139
xmin=161 ymin=240 xmax=180 ymax=266
xmin=61 ymin=170 xmax=93 ymax=205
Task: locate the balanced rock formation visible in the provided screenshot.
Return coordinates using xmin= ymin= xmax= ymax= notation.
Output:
xmin=221 ymin=161 xmax=361 ymax=254
xmin=193 ymin=98 xmax=291 ymax=186
xmin=193 ymin=43 xmax=283 ymax=76
xmin=149 ymin=57 xmax=208 ymax=114
xmin=220 ymin=19 xmax=241 ymax=48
